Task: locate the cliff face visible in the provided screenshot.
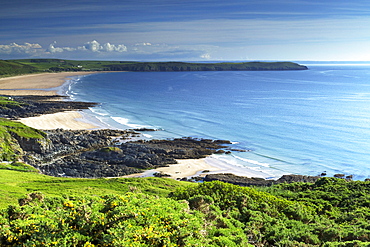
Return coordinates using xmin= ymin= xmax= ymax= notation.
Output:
xmin=13 ymin=135 xmax=51 ymax=154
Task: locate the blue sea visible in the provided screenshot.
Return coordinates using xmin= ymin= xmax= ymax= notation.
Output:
xmin=65 ymin=63 xmax=370 ymax=180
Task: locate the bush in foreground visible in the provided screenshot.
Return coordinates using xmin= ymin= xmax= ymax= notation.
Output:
xmin=2 ymin=179 xmax=370 ymax=246
xmin=0 ymin=192 xmax=209 ymax=246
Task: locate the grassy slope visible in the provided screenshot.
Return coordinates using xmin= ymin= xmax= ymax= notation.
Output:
xmin=0 ymin=117 xmax=45 ymax=139
xmin=0 ymin=117 xmax=46 ymax=161
xmin=0 ymin=117 xmax=190 ymax=209
xmin=0 ymin=169 xmax=192 ymax=209
xmin=0 ymin=60 xmax=38 ymax=77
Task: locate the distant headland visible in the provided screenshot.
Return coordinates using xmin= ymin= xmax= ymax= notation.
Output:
xmin=0 ymin=59 xmax=307 ymax=77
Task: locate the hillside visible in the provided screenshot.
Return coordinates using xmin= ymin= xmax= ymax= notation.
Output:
xmin=0 ymin=115 xmax=369 ymax=246
xmin=0 ymin=59 xmax=307 ymax=77
xmin=1 ymin=169 xmax=370 ymax=246
xmin=0 ymin=60 xmax=38 ymax=77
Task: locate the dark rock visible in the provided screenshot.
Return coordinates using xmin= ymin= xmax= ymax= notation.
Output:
xmin=21 ymin=129 xmax=234 ymax=178
xmin=276 ymin=174 xmax=320 ymax=183
xmin=0 ymin=95 xmax=98 ymax=119
xmin=203 ymin=173 xmax=320 ymax=187
xmin=204 ymin=173 xmax=275 ymax=186
xmin=334 ymin=174 xmax=345 ymax=178
xmin=153 ymin=172 xmax=171 ymax=177
xmin=131 ymin=137 xmax=230 ymax=159
xmin=133 ymin=128 xmax=159 ymax=131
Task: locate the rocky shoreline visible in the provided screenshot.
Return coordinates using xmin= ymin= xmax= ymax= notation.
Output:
xmin=202 ymin=173 xmax=321 ymax=186
xmin=1 ymin=94 xmax=357 ymax=185
xmin=1 ymin=95 xmax=97 ymax=119
xmin=20 ymin=128 xmax=234 ymax=178
xmin=19 ymin=127 xmax=324 ymax=185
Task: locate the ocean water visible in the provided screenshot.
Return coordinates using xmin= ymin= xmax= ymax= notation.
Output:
xmin=66 ymin=64 xmax=370 ymax=180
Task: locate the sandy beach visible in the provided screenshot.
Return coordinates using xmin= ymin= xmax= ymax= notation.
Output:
xmin=153 ymin=158 xmax=221 ymax=179
xmin=0 ymin=72 xmax=99 ymax=130
xmin=18 ymin=111 xmax=97 ymax=130
xmin=0 ymin=72 xmax=96 ymax=95
xmin=126 ymin=156 xmax=273 ymax=179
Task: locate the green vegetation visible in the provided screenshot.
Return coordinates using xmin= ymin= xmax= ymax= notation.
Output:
xmin=0 ymin=59 xmax=307 ymax=77
xmin=0 ymin=118 xmax=45 ymax=139
xmin=0 ymin=169 xmax=191 ymax=209
xmin=0 ymin=60 xmax=38 ymax=77
xmin=1 ymin=171 xmax=370 ymax=246
xmin=0 ymin=118 xmax=46 ymax=161
xmin=0 ymin=193 xmax=208 ymax=246
xmin=0 ymin=96 xmax=23 ymax=108
xmin=0 ymin=126 xmax=22 ymax=161
xmin=0 ymin=162 xmax=38 ymax=173
xmin=171 ymin=180 xmax=370 ymax=246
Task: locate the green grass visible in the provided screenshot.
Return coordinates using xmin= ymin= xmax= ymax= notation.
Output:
xmin=0 ymin=96 xmax=23 ymax=107
xmin=0 ymin=60 xmax=38 ymax=77
xmin=0 ymin=169 xmax=192 ymax=209
xmin=0 ymin=118 xmax=46 ymax=139
xmin=0 ymin=125 xmax=23 ymax=161
xmin=0 ymin=161 xmax=38 ymax=173
xmin=0 ymin=118 xmax=46 ymax=162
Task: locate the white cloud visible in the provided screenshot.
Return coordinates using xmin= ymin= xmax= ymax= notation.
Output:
xmin=0 ymin=40 xmax=215 ymax=60
xmin=76 ymin=40 xmax=127 ymax=53
xmin=102 ymin=42 xmax=127 ymax=52
xmin=0 ymin=42 xmax=42 ymax=54
xmin=83 ymin=40 xmax=100 ymax=52
xmin=47 ymin=42 xmax=69 ymax=53
xmin=135 ymin=42 xmax=152 ymax=46
xmin=43 ymin=40 xmax=128 ymax=54
xmin=200 ymin=53 xmax=211 ymax=59
xmin=0 ymin=40 xmax=130 ymax=59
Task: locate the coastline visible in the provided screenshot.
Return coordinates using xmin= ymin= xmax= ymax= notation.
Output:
xmin=0 ymin=72 xmax=279 ymax=180
xmin=0 ymin=72 xmax=100 ymax=130
xmin=0 ymin=72 xmax=97 ymax=96
xmin=126 ymin=156 xmax=276 ymax=179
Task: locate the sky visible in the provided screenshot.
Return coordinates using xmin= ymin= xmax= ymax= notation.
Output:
xmin=1 ymin=0 xmax=370 ymax=61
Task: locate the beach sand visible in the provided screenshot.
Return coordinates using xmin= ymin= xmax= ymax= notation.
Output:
xmin=17 ymin=111 xmax=97 ymax=130
xmin=0 ymin=72 xmax=99 ymax=130
xmin=0 ymin=72 xmax=96 ymax=95
xmin=125 ymin=156 xmax=272 ymax=179
xmin=153 ymin=158 xmax=221 ymax=179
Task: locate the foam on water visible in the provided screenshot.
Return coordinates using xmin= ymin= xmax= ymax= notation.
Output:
xmin=111 ymin=116 xmax=152 ymax=129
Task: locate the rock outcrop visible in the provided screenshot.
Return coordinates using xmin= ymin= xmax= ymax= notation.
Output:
xmin=21 ymin=129 xmax=232 ymax=178
xmin=0 ymin=95 xmax=97 ymax=119
xmin=203 ymin=173 xmax=320 ymax=186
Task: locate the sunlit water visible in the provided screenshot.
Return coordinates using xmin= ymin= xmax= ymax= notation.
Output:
xmin=65 ymin=64 xmax=370 ymax=180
